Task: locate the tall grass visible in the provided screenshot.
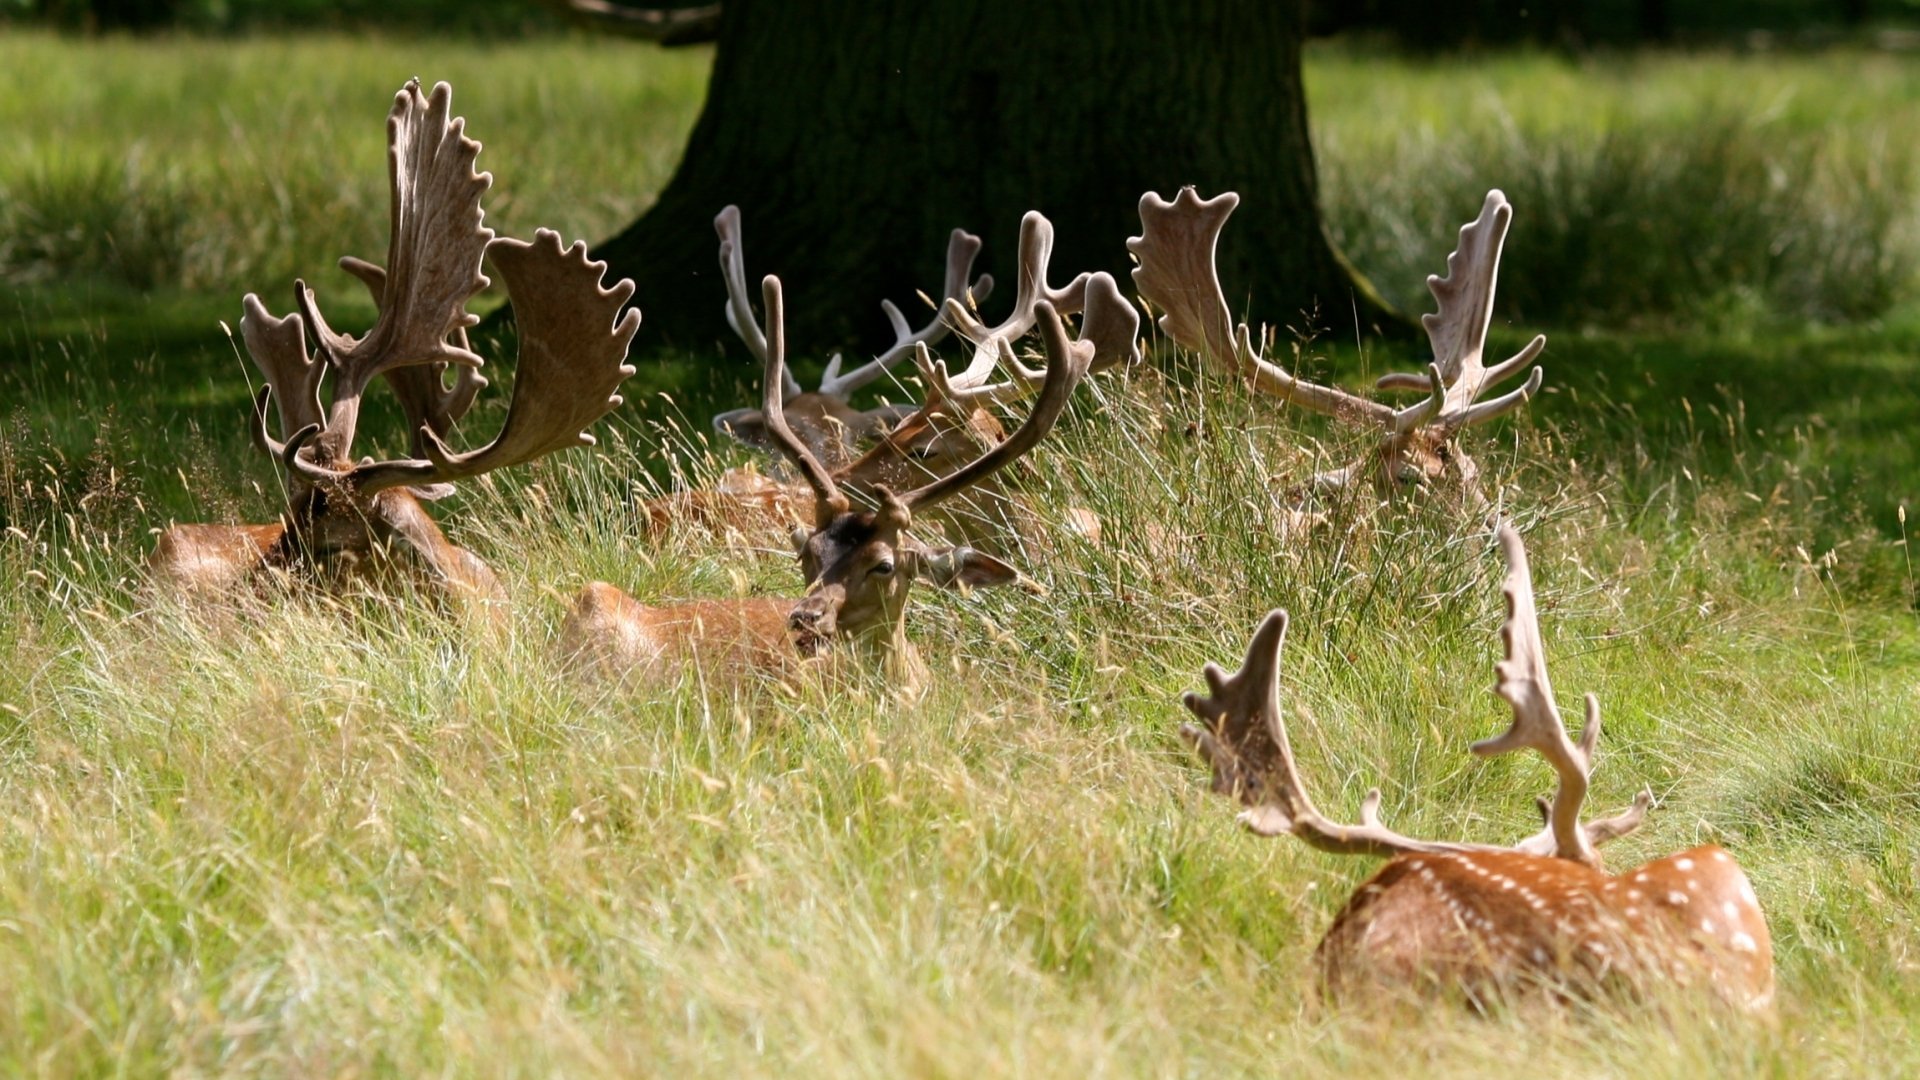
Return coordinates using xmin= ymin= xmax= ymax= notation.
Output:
xmin=2 ymin=323 xmax=1917 ymax=1073
xmin=2 ymin=31 xmax=1919 ymax=1076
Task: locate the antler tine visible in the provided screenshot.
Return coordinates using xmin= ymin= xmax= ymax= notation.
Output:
xmin=818 ymin=227 xmax=994 ymax=399
xmin=941 ymin=211 xmax=1091 ymax=380
xmin=1474 ymin=523 xmax=1620 ymax=866
xmin=893 ymin=297 xmax=1091 ymax=515
xmin=754 ymin=275 xmax=848 ymax=524
xmin=1179 ymin=610 xmax=1471 ymax=854
xmin=916 ymin=271 xmax=1139 ymax=414
xmin=713 ymin=205 xmax=802 ymax=400
xmin=334 ymin=230 xmax=638 ymax=498
xmin=913 ymin=339 xmax=1042 ymax=414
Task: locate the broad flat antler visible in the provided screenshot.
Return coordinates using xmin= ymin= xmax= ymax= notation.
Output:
xmin=1129 ymin=188 xmax=1396 ymax=427
xmin=1127 ymin=187 xmax=1239 ymax=368
xmin=293 ymin=79 xmax=495 ymax=467
xmin=938 ymin=211 xmax=1091 ymax=384
xmin=243 ymin=297 xmax=325 ymax=461
xmin=281 ymin=230 xmax=640 ymax=497
xmin=1180 ymin=526 xmax=1649 ymax=862
xmin=1131 ymin=188 xmax=1547 ymax=443
xmin=716 ymin=204 xmax=992 ymax=401
xmin=1180 ymin=610 xmax=1477 ymax=855
xmin=1477 ymin=523 xmax=1651 ymax=866
xmin=1374 ymin=191 xmax=1547 ymax=435
xmin=243 ymin=81 xmax=639 ymax=503
xmin=915 ymin=271 xmax=1139 ymax=413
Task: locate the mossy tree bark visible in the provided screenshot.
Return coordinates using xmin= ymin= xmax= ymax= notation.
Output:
xmin=597 ymin=0 xmax=1398 ymax=359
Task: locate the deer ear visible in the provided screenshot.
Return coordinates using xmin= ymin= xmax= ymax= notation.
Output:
xmin=406 ymin=482 xmax=458 ymax=501
xmin=918 ymin=545 xmax=1019 ymax=589
xmin=713 ymin=408 xmax=772 ymax=450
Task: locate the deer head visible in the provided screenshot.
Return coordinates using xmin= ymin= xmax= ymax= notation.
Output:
xmin=1129 ymin=188 xmax=1545 ymax=504
xmin=748 ymin=273 xmax=1093 ymax=657
xmin=709 ymin=204 xmax=992 ymax=468
xmin=1177 ymin=526 xmax=1772 ymax=1009
xmin=161 ymin=79 xmax=639 ymax=600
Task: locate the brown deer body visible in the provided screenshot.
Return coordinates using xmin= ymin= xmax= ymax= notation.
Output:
xmin=148 ymin=80 xmax=639 ymax=606
xmin=1178 ymin=527 xmax=1772 ymax=1010
xmin=1319 ymin=845 xmax=1771 ymax=1007
xmin=559 ymin=585 xmax=801 ymax=676
xmin=1131 ymin=188 xmax=1545 ymax=506
xmin=563 ymin=274 xmax=1108 ymax=685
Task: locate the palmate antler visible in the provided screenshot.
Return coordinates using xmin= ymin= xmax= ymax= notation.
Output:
xmin=1130 ymin=188 xmax=1547 ymax=495
xmin=1374 ymin=191 xmax=1547 ymax=437
xmin=244 ymin=80 xmax=639 ymax=505
xmin=1179 ymin=524 xmax=1648 ymax=865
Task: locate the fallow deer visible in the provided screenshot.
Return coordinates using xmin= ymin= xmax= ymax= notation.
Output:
xmin=1130 ymin=188 xmax=1545 ymax=504
xmin=708 ymin=203 xmax=995 ymax=468
xmin=561 ymin=274 xmax=1094 ymax=686
xmin=1178 ymin=524 xmax=1772 ymax=1011
xmin=646 ymin=211 xmax=1135 ymax=549
xmin=148 ymin=80 xmax=639 ymax=605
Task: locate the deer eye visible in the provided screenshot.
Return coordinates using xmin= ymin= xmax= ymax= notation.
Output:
xmin=870 ymin=558 xmax=896 ymax=577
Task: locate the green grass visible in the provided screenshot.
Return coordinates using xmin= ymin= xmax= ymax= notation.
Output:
xmin=2 ymin=30 xmax=1920 ymax=1076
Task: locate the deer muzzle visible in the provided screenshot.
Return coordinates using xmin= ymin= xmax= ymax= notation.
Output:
xmin=787 ymin=588 xmax=842 ymax=653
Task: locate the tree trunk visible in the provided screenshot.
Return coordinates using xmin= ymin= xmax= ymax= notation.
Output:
xmin=596 ymin=0 xmax=1399 ymax=361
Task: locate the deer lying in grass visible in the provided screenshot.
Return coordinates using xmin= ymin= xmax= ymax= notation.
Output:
xmin=644 ymin=211 xmax=1136 ymax=548
xmin=148 ymin=80 xmax=639 ymax=605
xmin=1130 ymin=188 xmax=1545 ymax=504
xmin=707 ymin=203 xmax=997 ymax=468
xmin=1178 ymin=525 xmax=1772 ymax=1011
xmin=562 ymin=274 xmax=1093 ymax=684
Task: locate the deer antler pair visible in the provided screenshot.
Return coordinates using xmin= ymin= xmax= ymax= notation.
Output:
xmin=246 ymin=80 xmax=639 ymax=504
xmin=1180 ymin=524 xmax=1650 ymax=866
xmin=1130 ymin=188 xmax=1545 ymax=491
xmin=718 ymin=205 xmax=994 ymax=402
xmin=749 ymin=270 xmax=1107 ymax=530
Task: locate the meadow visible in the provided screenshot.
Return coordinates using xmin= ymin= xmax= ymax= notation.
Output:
xmin=2 ymin=30 xmax=1919 ymax=1076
